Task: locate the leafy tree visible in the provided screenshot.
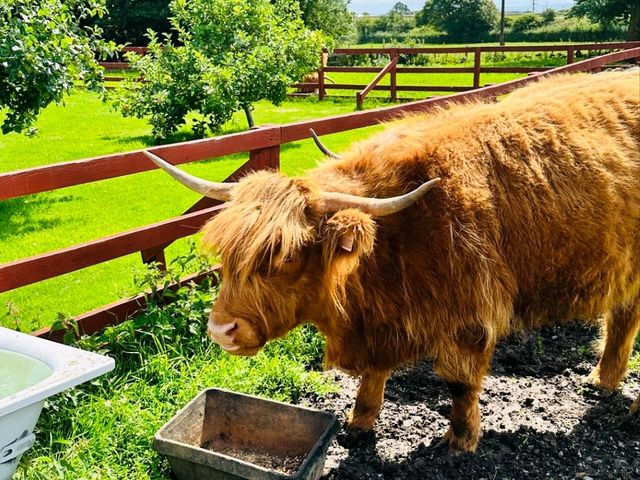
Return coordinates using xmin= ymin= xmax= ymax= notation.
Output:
xmin=0 ymin=0 xmax=115 ymax=134
xmin=570 ymin=0 xmax=639 ymax=39
xmin=118 ymin=0 xmax=324 ymax=139
xmin=297 ymin=0 xmax=355 ymax=42
xmin=541 ymin=8 xmax=556 ymax=25
xmin=391 ymin=2 xmax=412 ymax=15
xmin=417 ymin=0 xmax=498 ymax=41
xmin=375 ymin=3 xmax=415 ymax=35
xmin=97 ymin=0 xmax=172 ymax=45
xmin=512 ymin=13 xmax=542 ymax=32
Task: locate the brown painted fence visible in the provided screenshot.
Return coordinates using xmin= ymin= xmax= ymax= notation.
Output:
xmin=3 ymin=46 xmax=639 ymax=342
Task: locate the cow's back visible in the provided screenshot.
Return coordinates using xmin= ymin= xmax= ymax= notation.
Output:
xmin=313 ymin=70 xmax=640 ymax=343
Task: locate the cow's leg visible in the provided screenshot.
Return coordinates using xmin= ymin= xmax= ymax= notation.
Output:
xmin=434 ymin=345 xmax=493 ymax=453
xmin=632 ymin=393 xmax=640 ymax=415
xmin=346 ymin=369 xmax=391 ymax=431
xmin=588 ymin=302 xmax=640 ymax=390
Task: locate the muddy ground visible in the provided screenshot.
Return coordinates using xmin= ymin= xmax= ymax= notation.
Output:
xmin=305 ymin=324 xmax=640 ymax=480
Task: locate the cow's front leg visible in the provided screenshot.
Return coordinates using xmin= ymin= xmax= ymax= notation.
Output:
xmin=347 ymin=369 xmax=391 ymax=431
xmin=442 ymin=381 xmax=483 ymax=453
xmin=435 ymin=343 xmax=493 ymax=453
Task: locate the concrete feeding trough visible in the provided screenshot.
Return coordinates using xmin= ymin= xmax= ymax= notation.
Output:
xmin=153 ymin=388 xmax=340 ymax=480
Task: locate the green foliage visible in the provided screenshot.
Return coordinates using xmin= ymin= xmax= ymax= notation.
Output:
xmin=570 ymin=0 xmax=639 ymax=39
xmin=118 ymin=0 xmax=324 ymax=139
xmin=512 ymin=13 xmax=542 ymax=33
xmin=0 ymin=0 xmax=115 ymax=134
xmin=541 ymin=8 xmax=557 ymax=25
xmin=417 ymin=0 xmax=499 ymax=41
xmin=298 ymin=0 xmax=355 ymax=42
xmin=96 ymin=0 xmax=172 ymax=45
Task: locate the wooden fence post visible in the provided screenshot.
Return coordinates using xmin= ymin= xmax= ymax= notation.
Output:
xmin=473 ymin=48 xmax=482 ymax=89
xmin=390 ymin=48 xmax=398 ymax=102
xmin=249 ymin=144 xmax=281 ymax=171
xmin=567 ymin=46 xmax=575 ymax=64
xmin=318 ymin=49 xmax=328 ymax=100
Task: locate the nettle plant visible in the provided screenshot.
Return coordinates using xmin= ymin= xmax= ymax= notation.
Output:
xmin=0 ymin=0 xmax=115 ymax=135
xmin=118 ymin=0 xmax=325 ymax=139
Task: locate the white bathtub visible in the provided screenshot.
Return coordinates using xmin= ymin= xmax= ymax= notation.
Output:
xmin=0 ymin=327 xmax=115 ymax=480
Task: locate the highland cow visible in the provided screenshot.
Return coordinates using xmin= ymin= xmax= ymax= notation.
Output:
xmin=145 ymin=69 xmax=640 ymax=453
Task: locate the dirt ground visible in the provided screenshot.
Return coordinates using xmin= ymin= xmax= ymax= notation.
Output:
xmin=306 ymin=323 xmax=640 ymax=480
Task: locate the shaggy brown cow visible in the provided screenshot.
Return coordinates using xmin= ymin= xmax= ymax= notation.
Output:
xmin=145 ymin=69 xmax=640 ymax=453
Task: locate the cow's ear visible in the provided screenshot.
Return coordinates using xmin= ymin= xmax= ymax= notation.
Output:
xmin=321 ymin=208 xmax=376 ymax=266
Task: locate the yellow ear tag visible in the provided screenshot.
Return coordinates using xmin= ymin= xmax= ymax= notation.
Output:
xmin=340 ymin=231 xmax=355 ymax=252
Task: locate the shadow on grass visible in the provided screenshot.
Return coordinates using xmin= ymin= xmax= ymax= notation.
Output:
xmin=0 ymin=193 xmax=76 ymax=241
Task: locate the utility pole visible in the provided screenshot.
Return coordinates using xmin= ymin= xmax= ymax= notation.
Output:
xmin=499 ymin=0 xmax=506 ymax=46
xmin=532 ymin=0 xmax=536 ymax=12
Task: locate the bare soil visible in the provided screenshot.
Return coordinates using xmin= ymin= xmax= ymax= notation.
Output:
xmin=202 ymin=437 xmax=305 ymax=475
xmin=305 ymin=323 xmax=640 ymax=480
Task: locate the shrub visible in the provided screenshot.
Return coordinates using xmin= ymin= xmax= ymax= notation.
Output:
xmin=512 ymin=14 xmax=542 ymax=32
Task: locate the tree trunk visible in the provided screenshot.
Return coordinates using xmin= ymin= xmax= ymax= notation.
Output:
xmin=628 ymin=3 xmax=640 ymax=40
xmin=243 ymin=104 xmax=255 ymax=129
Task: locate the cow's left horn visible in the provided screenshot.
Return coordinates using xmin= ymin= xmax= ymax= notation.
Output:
xmin=321 ymin=178 xmax=441 ymax=217
xmin=310 ymin=129 xmax=341 ymax=159
xmin=144 ymin=150 xmax=235 ymax=201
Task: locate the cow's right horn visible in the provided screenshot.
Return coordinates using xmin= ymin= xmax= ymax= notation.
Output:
xmin=144 ymin=150 xmax=235 ymax=201
xmin=321 ymin=178 xmax=441 ymax=217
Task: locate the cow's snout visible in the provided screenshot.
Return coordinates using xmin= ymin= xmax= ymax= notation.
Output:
xmin=207 ymin=312 xmax=263 ymax=356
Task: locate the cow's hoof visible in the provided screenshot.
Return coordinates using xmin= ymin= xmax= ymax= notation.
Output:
xmin=337 ymin=426 xmax=375 ymax=449
xmin=441 ymin=427 xmax=479 ymax=454
xmin=586 ymin=367 xmax=620 ymax=391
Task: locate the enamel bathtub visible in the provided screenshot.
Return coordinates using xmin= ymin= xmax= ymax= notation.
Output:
xmin=0 ymin=327 xmax=114 ymax=479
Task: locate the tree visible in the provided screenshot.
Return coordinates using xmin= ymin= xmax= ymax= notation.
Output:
xmin=570 ymin=0 xmax=639 ymax=40
xmin=118 ymin=0 xmax=324 ymax=139
xmin=96 ymin=0 xmax=172 ymax=45
xmin=375 ymin=2 xmax=415 ymax=35
xmin=417 ymin=0 xmax=498 ymax=41
xmin=0 ymin=0 xmax=115 ymax=134
xmin=297 ymin=0 xmax=355 ymax=42
xmin=391 ymin=2 xmax=412 ymax=15
xmin=541 ymin=8 xmax=556 ymax=25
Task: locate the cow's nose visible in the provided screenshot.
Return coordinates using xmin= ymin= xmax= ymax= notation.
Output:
xmin=207 ymin=314 xmax=239 ymax=348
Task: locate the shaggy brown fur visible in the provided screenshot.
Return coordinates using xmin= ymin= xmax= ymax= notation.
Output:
xmin=201 ymin=69 xmax=640 ymax=452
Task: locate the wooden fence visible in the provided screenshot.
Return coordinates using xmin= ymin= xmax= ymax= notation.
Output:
xmin=104 ymin=43 xmax=640 ymax=105
xmin=3 ymin=47 xmax=639 ymax=342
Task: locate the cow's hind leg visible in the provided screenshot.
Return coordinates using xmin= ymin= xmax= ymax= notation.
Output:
xmin=347 ymin=369 xmax=392 ymax=431
xmin=588 ymin=301 xmax=640 ymax=390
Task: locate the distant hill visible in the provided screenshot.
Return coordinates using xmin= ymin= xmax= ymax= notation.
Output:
xmin=350 ymin=0 xmax=575 ymax=15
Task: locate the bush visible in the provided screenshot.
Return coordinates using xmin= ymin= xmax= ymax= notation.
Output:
xmin=541 ymin=8 xmax=557 ymax=25
xmin=512 ymin=14 xmax=542 ymax=32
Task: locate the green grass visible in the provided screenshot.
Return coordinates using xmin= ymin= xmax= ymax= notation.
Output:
xmin=0 ymin=92 xmax=385 ymax=331
xmin=13 ymin=262 xmax=336 ymax=480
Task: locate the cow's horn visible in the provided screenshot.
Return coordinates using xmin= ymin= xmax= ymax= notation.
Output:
xmin=321 ymin=178 xmax=441 ymax=217
xmin=310 ymin=129 xmax=341 ymax=159
xmin=144 ymin=150 xmax=235 ymax=201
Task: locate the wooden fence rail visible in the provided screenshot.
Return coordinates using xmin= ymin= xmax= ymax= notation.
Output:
xmin=1 ymin=47 xmax=638 ymax=341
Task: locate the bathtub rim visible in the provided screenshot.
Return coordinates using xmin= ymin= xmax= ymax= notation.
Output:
xmin=0 ymin=326 xmax=115 ymax=418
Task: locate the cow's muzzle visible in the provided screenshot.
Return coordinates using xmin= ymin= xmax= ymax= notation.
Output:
xmin=207 ymin=314 xmax=262 ymax=356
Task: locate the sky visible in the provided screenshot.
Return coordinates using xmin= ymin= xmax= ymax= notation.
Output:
xmin=348 ymin=0 xmax=575 ymax=15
